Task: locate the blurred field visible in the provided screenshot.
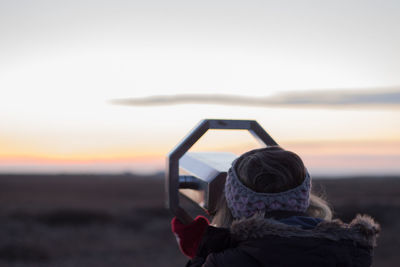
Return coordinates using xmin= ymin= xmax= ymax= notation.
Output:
xmin=0 ymin=174 xmax=399 ymax=267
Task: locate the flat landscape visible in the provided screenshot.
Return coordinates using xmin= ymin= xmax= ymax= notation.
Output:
xmin=0 ymin=174 xmax=399 ymax=267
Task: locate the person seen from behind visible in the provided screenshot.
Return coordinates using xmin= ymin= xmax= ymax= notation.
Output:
xmin=171 ymin=146 xmax=380 ymax=267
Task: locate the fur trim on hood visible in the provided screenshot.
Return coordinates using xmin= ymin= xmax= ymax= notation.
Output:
xmin=231 ymin=214 xmax=380 ymax=247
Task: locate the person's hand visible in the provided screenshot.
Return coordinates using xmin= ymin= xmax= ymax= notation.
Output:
xmin=171 ymin=216 xmax=210 ymax=258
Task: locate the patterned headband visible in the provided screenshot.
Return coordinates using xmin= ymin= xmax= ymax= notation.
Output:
xmin=225 ymin=159 xmax=311 ymax=219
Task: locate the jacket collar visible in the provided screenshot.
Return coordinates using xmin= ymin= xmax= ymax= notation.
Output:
xmin=230 ymin=213 xmax=380 ymax=247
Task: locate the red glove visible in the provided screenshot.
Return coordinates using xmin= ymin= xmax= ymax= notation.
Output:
xmin=171 ymin=215 xmax=210 ymax=258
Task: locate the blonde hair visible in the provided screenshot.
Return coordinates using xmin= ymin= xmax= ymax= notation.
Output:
xmin=212 ymin=146 xmax=332 ymax=227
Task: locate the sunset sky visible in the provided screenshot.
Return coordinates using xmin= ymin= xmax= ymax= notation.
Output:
xmin=1 ymin=0 xmax=399 ymax=176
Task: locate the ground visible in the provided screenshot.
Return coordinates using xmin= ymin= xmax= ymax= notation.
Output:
xmin=0 ymin=174 xmax=399 ymax=267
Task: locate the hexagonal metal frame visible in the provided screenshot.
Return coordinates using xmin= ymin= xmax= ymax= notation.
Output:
xmin=166 ymin=119 xmax=278 ymax=222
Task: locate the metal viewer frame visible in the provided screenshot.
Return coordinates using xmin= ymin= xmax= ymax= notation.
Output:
xmin=166 ymin=119 xmax=278 ymax=223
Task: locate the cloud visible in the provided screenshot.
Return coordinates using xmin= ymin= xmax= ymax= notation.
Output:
xmin=110 ymin=88 xmax=400 ymax=108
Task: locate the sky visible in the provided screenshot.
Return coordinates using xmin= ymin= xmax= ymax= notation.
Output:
xmin=1 ymin=0 xmax=400 ymax=176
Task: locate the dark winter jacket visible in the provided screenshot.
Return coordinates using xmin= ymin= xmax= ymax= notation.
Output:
xmin=187 ymin=213 xmax=380 ymax=267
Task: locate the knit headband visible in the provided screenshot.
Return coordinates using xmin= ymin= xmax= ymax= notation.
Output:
xmin=225 ymin=159 xmax=311 ymax=219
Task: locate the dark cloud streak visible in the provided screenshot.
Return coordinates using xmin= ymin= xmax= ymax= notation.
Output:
xmin=110 ymin=88 xmax=400 ymax=108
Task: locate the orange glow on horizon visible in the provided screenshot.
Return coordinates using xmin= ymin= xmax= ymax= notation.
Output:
xmin=283 ymin=140 xmax=400 ymax=156
xmin=1 ymin=139 xmax=400 ymax=160
xmin=0 ymin=155 xmax=162 ymax=163
xmin=1 ymin=139 xmax=399 ymax=175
